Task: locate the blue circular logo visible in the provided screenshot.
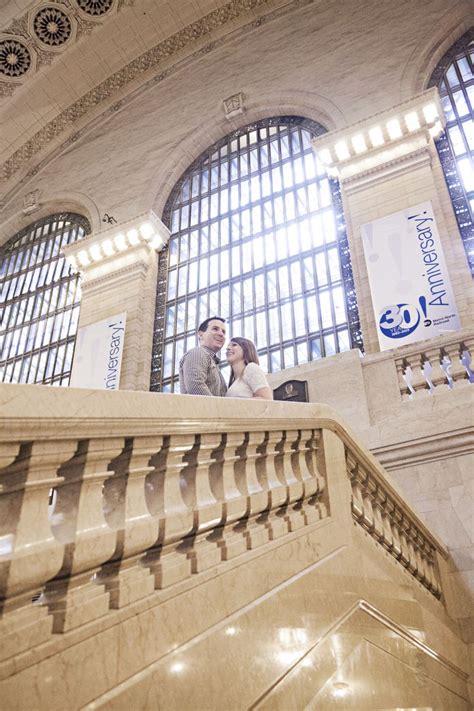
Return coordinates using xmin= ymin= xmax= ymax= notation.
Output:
xmin=379 ymin=303 xmax=420 ymax=339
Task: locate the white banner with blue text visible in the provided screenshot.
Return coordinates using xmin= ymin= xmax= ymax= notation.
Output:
xmin=69 ymin=312 xmax=127 ymax=389
xmin=361 ymin=202 xmax=460 ymax=350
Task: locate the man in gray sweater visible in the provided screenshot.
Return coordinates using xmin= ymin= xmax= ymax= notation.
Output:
xmin=179 ymin=316 xmax=227 ymax=396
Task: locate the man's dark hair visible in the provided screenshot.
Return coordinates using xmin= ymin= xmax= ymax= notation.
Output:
xmin=198 ymin=316 xmax=226 ymax=333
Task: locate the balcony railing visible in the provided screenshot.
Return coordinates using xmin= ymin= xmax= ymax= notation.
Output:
xmin=0 ymin=383 xmax=447 ymax=663
xmin=394 ymin=328 xmax=474 ymax=400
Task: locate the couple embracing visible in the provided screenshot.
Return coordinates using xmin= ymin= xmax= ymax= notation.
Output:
xmin=179 ymin=317 xmax=273 ymax=401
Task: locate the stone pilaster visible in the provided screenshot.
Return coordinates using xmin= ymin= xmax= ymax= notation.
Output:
xmin=313 ymin=87 xmax=474 ymax=354
xmin=63 ymin=210 xmax=169 ymax=391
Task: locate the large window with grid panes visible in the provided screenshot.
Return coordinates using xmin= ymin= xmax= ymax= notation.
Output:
xmin=430 ymin=30 xmax=474 ymax=275
xmin=151 ymin=116 xmax=362 ymax=393
xmin=0 ymin=213 xmax=89 ymax=386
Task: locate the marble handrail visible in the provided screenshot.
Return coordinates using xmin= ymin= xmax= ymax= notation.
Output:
xmin=394 ymin=329 xmax=474 ymax=399
xmin=0 ymin=383 xmax=447 ymax=660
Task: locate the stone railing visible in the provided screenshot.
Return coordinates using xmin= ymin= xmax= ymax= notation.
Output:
xmin=395 ymin=329 xmax=474 ymax=400
xmin=346 ymin=450 xmax=442 ymax=597
xmin=0 ymin=383 xmax=447 ymax=664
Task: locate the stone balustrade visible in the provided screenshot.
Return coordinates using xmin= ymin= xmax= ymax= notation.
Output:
xmin=346 ymin=450 xmax=442 ymax=597
xmin=0 ymin=383 xmax=447 ymax=664
xmin=394 ymin=328 xmax=474 ymax=399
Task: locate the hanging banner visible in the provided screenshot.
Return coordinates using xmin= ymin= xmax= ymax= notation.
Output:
xmin=361 ymin=201 xmax=460 ymax=351
xmin=70 ymin=312 xmax=127 ymax=389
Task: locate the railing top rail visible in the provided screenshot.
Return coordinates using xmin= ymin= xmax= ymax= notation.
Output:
xmin=0 ymin=382 xmax=448 ymax=557
xmin=361 ymin=327 xmax=473 ymax=366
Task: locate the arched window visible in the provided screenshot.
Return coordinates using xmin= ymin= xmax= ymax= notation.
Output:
xmin=429 ymin=29 xmax=474 ymax=275
xmin=151 ymin=116 xmax=362 ymax=393
xmin=0 ymin=213 xmax=89 ymax=385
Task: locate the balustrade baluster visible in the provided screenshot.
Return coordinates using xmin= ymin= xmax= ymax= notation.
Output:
xmin=370 ymin=485 xmax=385 ymax=541
xmin=0 ymin=440 xmax=77 ymax=655
xmin=374 ymin=489 xmax=392 ymax=550
xmin=41 ymin=437 xmax=124 ymax=632
xmin=179 ymin=433 xmax=224 ymax=574
xmin=407 ymin=356 xmax=431 ymax=398
xmin=291 ymin=430 xmax=322 ymax=525
xmin=232 ymin=432 xmax=270 ymax=550
xmin=96 ymin=436 xmax=161 ymax=609
xmin=144 ymin=434 xmax=195 ymax=589
xmin=396 ymin=513 xmax=411 ymax=569
xmin=389 ymin=506 xmax=403 ymax=560
xmin=397 ymin=359 xmax=413 ymax=400
xmin=359 ymin=470 xmax=375 ymax=532
xmin=207 ymin=432 xmax=249 ymax=561
xmin=442 ymin=344 xmax=470 ymax=388
xmin=423 ymin=347 xmax=445 ymax=392
xmin=347 ymin=453 xmax=365 ymax=521
xmin=405 ymin=522 xmax=418 ymax=576
xmin=255 ymin=431 xmax=289 ymax=540
xmin=276 ymin=430 xmax=305 ymax=532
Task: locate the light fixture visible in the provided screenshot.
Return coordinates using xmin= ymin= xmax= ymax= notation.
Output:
xmin=351 ymin=133 xmax=367 ymax=154
xmin=77 ymin=250 xmax=90 ymax=267
xmin=139 ymin=221 xmax=154 ymax=240
xmin=89 ymin=244 xmax=103 ymax=262
xmin=67 ymin=255 xmax=78 ymax=271
xmin=428 ymin=120 xmax=443 ymax=139
xmin=386 ymin=118 xmax=402 ymax=140
xmin=405 ymin=111 xmax=420 ymax=132
xmin=127 ymin=228 xmax=140 ymax=246
xmin=335 ymin=140 xmax=350 ymax=161
xmin=224 ymin=626 xmax=237 ymax=636
xmin=101 ymin=239 xmax=115 ymax=257
xmin=318 ymin=148 xmax=333 ymax=166
xmin=114 ymin=233 xmax=127 ymax=251
xmin=423 ymin=103 xmax=438 ymax=123
xmin=368 ymin=126 xmax=384 ymax=147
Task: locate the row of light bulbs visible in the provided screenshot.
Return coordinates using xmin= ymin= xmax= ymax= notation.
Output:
xmin=68 ymin=221 xmax=164 ymax=271
xmin=318 ymin=102 xmax=442 ymax=167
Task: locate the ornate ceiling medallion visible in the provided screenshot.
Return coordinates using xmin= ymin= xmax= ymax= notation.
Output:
xmin=0 ymin=39 xmax=31 ymax=78
xmin=76 ymin=0 xmax=114 ymax=16
xmin=33 ymin=7 xmax=72 ymax=47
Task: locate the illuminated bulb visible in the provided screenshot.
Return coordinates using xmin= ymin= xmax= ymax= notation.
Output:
xmin=139 ymin=221 xmax=154 ymax=240
xmin=89 ymin=244 xmax=103 ymax=262
xmin=225 ymin=627 xmax=237 ymax=636
xmin=127 ymin=228 xmax=140 ymax=246
xmin=101 ymin=239 xmax=114 ymax=257
xmin=405 ymin=111 xmax=420 ymax=132
xmin=334 ymin=140 xmax=350 ymax=161
xmin=386 ymin=118 xmax=402 ymax=139
xmin=423 ymin=103 xmax=438 ymax=123
xmin=114 ymin=233 xmax=127 ymax=251
xmin=77 ymin=250 xmax=90 ymax=267
xmin=318 ymin=148 xmax=333 ymax=165
xmin=429 ymin=120 xmax=443 ymax=139
xmin=351 ymin=133 xmax=367 ymax=154
xmin=368 ymin=126 xmax=384 ymax=147
xmin=150 ymin=236 xmax=163 ymax=250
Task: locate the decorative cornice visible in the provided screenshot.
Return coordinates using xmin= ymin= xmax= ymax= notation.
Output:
xmin=371 ymin=428 xmax=474 ymax=471
xmin=342 ymin=145 xmax=432 ymax=195
xmin=0 ymin=0 xmax=314 ymax=200
xmin=312 ymin=87 xmax=445 ymax=186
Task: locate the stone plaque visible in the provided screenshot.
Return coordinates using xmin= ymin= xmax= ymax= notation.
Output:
xmin=273 ymin=379 xmax=309 ymax=403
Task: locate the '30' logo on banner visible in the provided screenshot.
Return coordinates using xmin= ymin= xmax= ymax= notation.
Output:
xmin=379 ymin=303 xmax=420 ymax=339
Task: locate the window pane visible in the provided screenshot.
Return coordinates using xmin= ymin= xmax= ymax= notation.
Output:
xmin=155 ymin=118 xmax=359 ymax=391
xmin=0 ymin=213 xmax=88 ymax=386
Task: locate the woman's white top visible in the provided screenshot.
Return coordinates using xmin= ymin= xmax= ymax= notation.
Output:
xmin=225 ymin=362 xmax=269 ymax=398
